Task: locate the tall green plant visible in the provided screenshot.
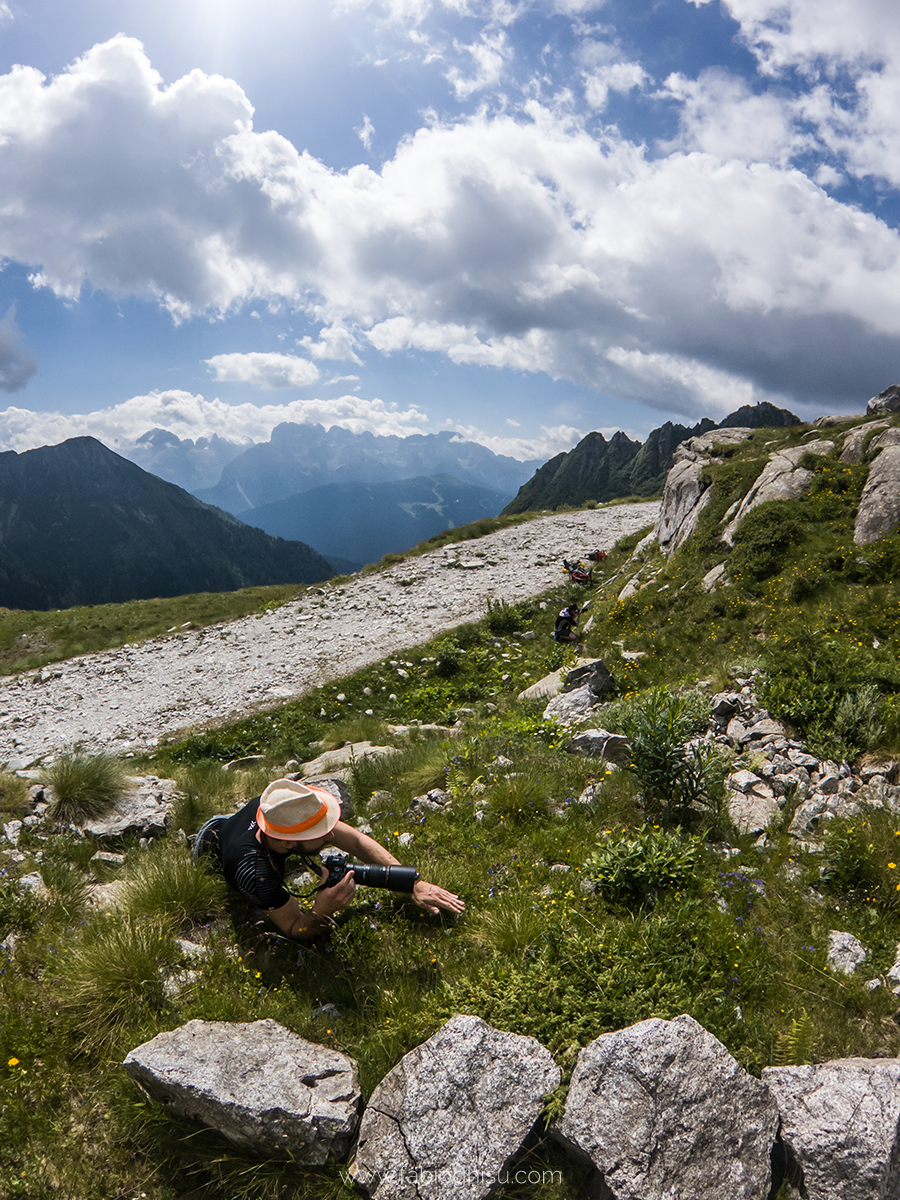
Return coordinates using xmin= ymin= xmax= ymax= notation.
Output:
xmin=612 ymin=688 xmax=722 ymax=824
xmin=40 ymin=752 xmax=128 ymax=822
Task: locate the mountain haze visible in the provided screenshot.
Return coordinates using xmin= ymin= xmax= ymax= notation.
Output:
xmin=241 ymin=473 xmax=511 ymax=566
xmin=195 ymin=423 xmax=542 ymax=515
xmin=0 ymin=438 xmax=334 ymax=610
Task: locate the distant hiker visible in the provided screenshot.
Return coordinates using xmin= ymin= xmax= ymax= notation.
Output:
xmin=194 ymin=779 xmax=464 ymax=940
xmin=554 ymin=602 xmax=582 ymax=644
xmin=586 ymin=549 xmax=607 ymax=562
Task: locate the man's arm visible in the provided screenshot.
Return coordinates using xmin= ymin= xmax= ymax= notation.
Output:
xmin=328 ymin=821 xmax=465 ymax=915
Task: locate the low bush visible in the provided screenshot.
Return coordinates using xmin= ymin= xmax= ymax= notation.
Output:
xmin=41 ymin=752 xmax=128 ymax=822
xmin=59 ymin=917 xmax=179 ymax=1051
xmin=585 ymin=827 xmax=707 ymax=907
xmin=124 ymin=841 xmax=228 ymax=928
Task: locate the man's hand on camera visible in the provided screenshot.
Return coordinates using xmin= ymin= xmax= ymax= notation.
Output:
xmin=312 ymin=864 xmax=356 ymax=919
xmin=412 ymin=880 xmax=465 ymax=915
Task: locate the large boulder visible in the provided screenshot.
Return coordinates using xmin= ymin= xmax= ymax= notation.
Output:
xmin=566 ymin=729 xmax=631 ymax=766
xmin=655 ymin=429 xmax=755 ymax=555
xmin=854 ymin=432 xmax=900 ymax=544
xmin=543 ymin=684 xmax=595 ymax=724
xmin=77 ymin=775 xmax=179 ymax=844
xmin=298 ymin=742 xmax=396 ymax=780
xmin=553 ymin=1014 xmax=778 ymax=1200
xmin=561 ymin=660 xmax=614 ymax=700
xmin=350 ymin=1014 xmax=560 ymax=1200
xmin=840 ymin=419 xmax=890 ymax=464
xmin=721 ymin=440 xmax=834 ymax=545
xmin=763 ymin=1058 xmax=900 ymax=1199
xmin=123 ymin=1018 xmax=360 ymax=1162
xmin=867 ymin=383 xmax=900 ymax=415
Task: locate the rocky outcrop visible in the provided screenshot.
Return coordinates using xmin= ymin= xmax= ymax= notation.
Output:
xmin=123 ymin=1019 xmax=361 ymax=1161
xmin=75 ymin=775 xmax=179 ymax=844
xmin=840 ymin=419 xmax=890 ymax=464
xmin=763 ymin=1058 xmax=900 ymax=1199
xmin=867 ymin=383 xmax=900 ymax=415
xmin=554 ymin=1014 xmax=778 ymax=1200
xmin=721 ymin=439 xmax=833 ymax=545
xmin=349 ymin=1014 xmax=560 ymax=1200
xmin=854 ymin=429 xmax=900 ymax=544
xmin=656 ymin=429 xmax=755 ymax=555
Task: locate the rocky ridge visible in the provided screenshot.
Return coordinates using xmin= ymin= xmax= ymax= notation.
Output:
xmin=0 ymin=503 xmax=658 ymax=766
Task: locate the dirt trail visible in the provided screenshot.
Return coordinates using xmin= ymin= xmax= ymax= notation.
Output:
xmin=0 ymin=503 xmax=658 ymax=765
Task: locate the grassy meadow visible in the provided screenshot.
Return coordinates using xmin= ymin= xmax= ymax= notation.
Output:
xmin=4 ymin=420 xmax=900 ymax=1198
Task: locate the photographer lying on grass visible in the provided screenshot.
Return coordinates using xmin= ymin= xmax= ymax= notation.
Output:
xmin=195 ymin=779 xmax=464 ymax=940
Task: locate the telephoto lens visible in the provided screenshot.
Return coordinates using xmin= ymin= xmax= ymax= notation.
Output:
xmin=319 ymin=854 xmax=420 ymax=893
xmin=351 ymin=863 xmax=420 ymax=892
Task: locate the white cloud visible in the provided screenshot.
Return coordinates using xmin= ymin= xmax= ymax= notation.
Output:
xmin=0 ymin=305 xmax=37 ymax=392
xmin=5 ymin=35 xmax=900 ymax=419
xmin=297 ymin=323 xmax=362 ymax=362
xmin=205 ymin=351 xmax=320 ymax=388
xmin=449 ymin=421 xmax=585 ymax=459
xmin=357 ymin=114 xmax=375 ymax=151
xmin=583 ymin=61 xmax=647 ymax=111
xmin=445 ymin=29 xmax=511 ymax=98
xmin=662 ymin=71 xmax=806 ymax=165
xmin=0 ymin=3 xmax=12 ymax=22
xmin=0 ymin=389 xmax=430 ymax=455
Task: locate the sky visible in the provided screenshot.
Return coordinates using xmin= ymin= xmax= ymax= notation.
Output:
xmin=1 ymin=0 xmax=900 ymax=464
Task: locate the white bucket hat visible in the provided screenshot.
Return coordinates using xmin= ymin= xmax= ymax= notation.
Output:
xmin=257 ymin=779 xmax=341 ymax=842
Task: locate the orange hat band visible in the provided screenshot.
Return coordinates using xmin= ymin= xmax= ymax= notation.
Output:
xmin=258 ymin=799 xmax=329 ymax=836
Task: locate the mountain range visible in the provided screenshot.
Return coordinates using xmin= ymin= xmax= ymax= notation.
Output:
xmin=182 ymin=423 xmax=542 ymax=515
xmin=502 ymin=402 xmax=800 ymax=514
xmin=240 ymin=473 xmax=512 ymax=566
xmin=0 ymin=438 xmax=335 ymax=610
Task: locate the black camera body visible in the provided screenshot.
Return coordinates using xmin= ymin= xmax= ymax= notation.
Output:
xmin=320 ymin=853 xmax=419 ymax=894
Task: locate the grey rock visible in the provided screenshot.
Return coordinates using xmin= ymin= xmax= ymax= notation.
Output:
xmin=554 ymin=1014 xmax=777 ymax=1200
xmin=827 ymin=930 xmax=867 ymax=975
xmin=77 ymin=776 xmax=179 ymax=845
xmin=350 ymin=1014 xmax=560 ymax=1200
xmin=727 ymin=787 xmax=778 ymax=835
xmin=745 ymin=717 xmax=785 ymax=740
xmin=17 ymin=871 xmax=48 ymax=897
xmin=867 ymin=383 xmax=900 ymax=414
xmin=855 ymin=442 xmax=900 ymax=544
xmin=543 ymin=684 xmax=595 ymax=724
xmin=764 ymin=1058 xmax=900 ymax=1199
xmin=303 ymin=776 xmax=355 ymax=822
xmin=562 ymin=660 xmax=614 ymax=700
xmin=618 ymin=573 xmax=644 ymax=601
xmin=3 ymin=820 xmax=22 ymax=846
xmin=886 ymin=943 xmax=900 ymax=995
xmin=726 ymin=717 xmax=747 ymax=744
xmin=124 ymin=1018 xmax=360 ymax=1162
xmin=710 ymin=692 xmax=740 ymax=720
xmin=722 ymin=441 xmax=834 ymax=545
xmin=655 ymin=460 xmax=714 ymax=556
xmin=701 ymin=562 xmax=728 ymax=592
xmin=299 ymin=743 xmax=396 ymax=781
xmin=224 ymin=755 xmax=266 ymax=771
xmin=840 ymin=419 xmax=890 ymax=464
xmin=566 ymin=730 xmax=631 ymax=767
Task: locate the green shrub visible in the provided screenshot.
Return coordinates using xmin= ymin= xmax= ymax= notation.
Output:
xmin=488 ymin=772 xmax=550 ymax=823
xmin=0 ymin=772 xmax=29 ymax=816
xmin=40 ymin=752 xmax=128 ymax=822
xmin=728 ymin=502 xmax=800 ymax=586
xmin=171 ymin=760 xmax=236 ymax=833
xmin=485 ymin=598 xmax=531 ymax=635
xmin=585 ymin=827 xmax=707 ymax=907
xmin=609 ymin=688 xmax=721 ymax=823
xmin=59 ymin=917 xmax=179 ymax=1050
xmin=820 ymin=813 xmax=900 ymax=907
xmin=38 ymin=858 xmax=89 ymax=919
xmin=123 ymin=841 xmax=227 ymax=928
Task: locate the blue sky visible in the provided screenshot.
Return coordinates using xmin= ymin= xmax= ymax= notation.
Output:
xmin=1 ymin=0 xmax=900 ymax=463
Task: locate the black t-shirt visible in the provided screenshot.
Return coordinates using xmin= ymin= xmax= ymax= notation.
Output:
xmin=217 ymin=795 xmax=294 ymax=910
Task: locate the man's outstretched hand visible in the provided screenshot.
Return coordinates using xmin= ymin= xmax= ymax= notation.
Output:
xmin=412 ymin=879 xmax=465 ymax=915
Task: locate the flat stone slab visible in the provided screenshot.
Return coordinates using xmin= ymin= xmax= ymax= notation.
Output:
xmin=764 ymin=1058 xmax=900 ymax=1199
xmin=299 ymin=743 xmax=396 ymax=780
xmin=553 ymin=1014 xmax=778 ymax=1200
xmin=123 ymin=1018 xmax=360 ymax=1162
xmin=350 ymin=1014 xmax=560 ymax=1200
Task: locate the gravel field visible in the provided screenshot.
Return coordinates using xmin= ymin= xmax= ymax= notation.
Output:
xmin=0 ymin=502 xmax=658 ymax=765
